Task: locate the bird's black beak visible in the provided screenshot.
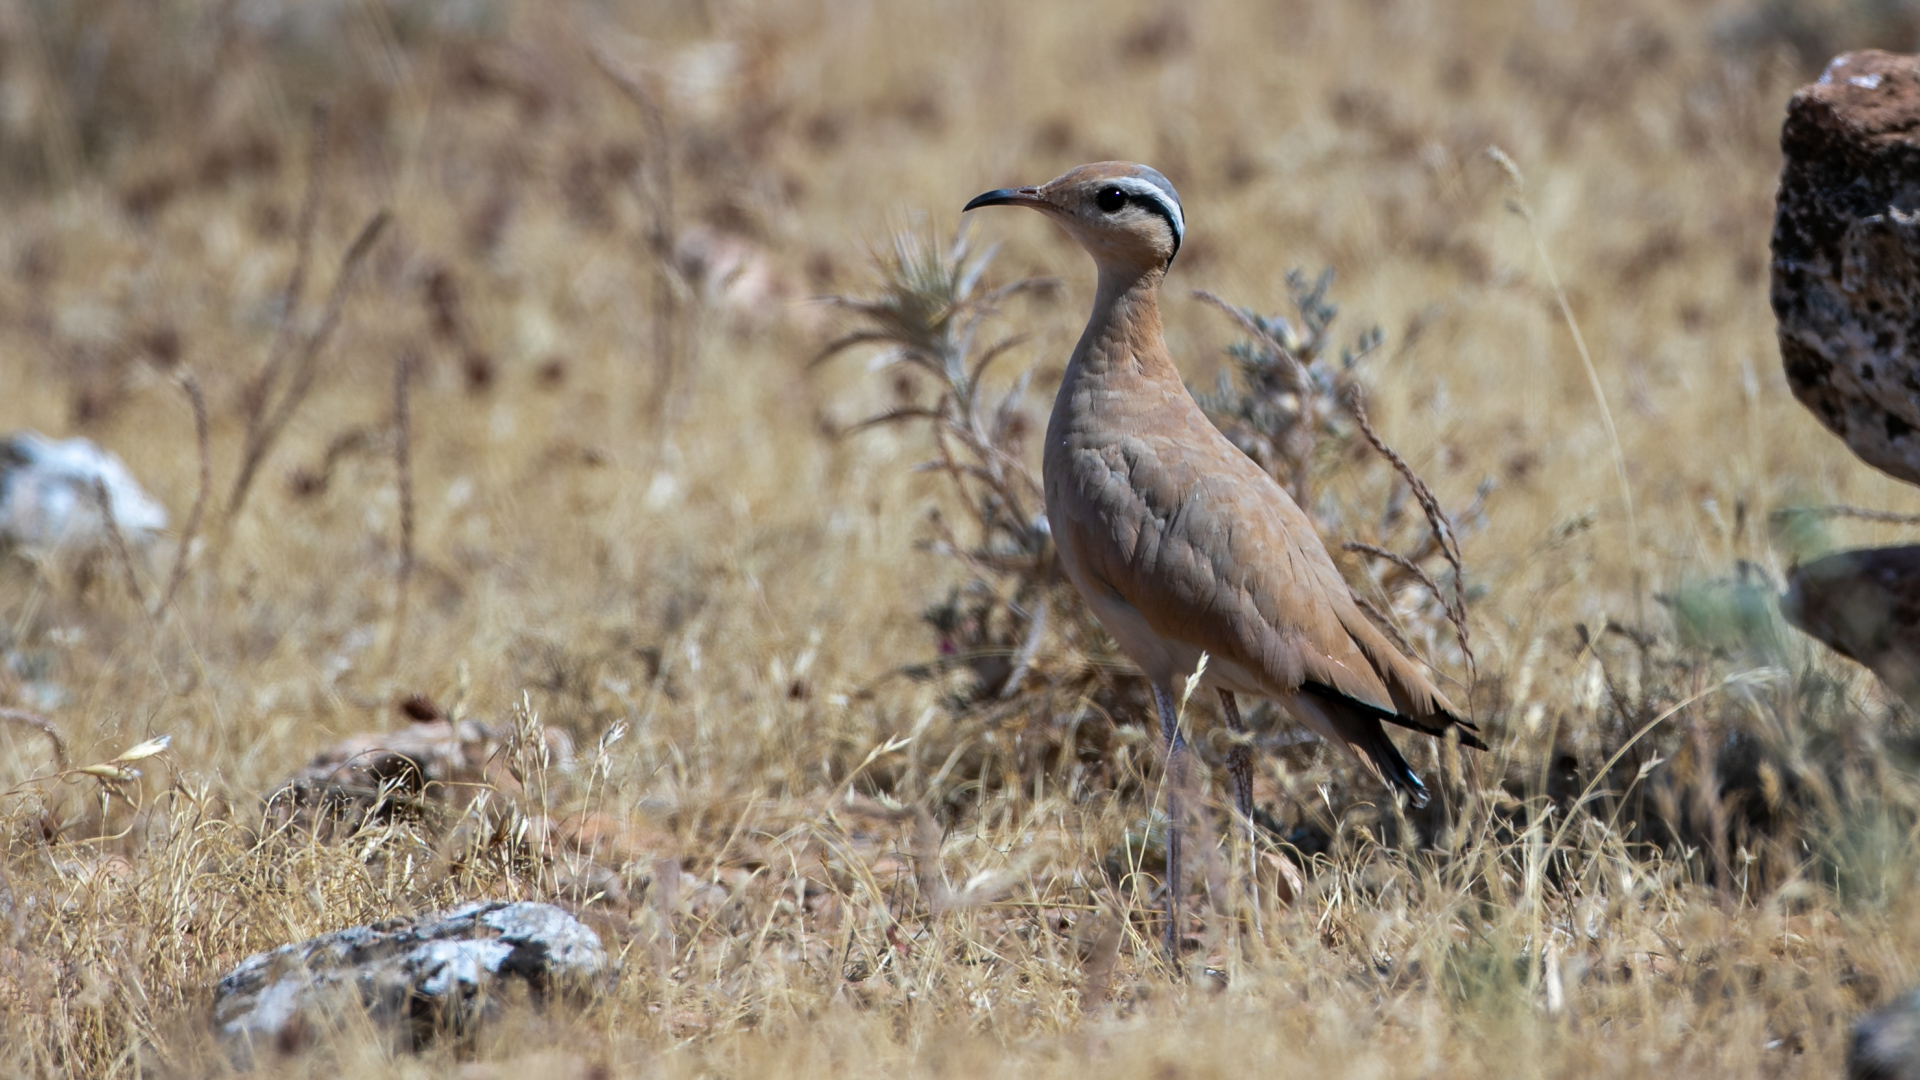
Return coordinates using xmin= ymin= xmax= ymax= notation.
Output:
xmin=963 ymin=186 xmax=1046 ymax=212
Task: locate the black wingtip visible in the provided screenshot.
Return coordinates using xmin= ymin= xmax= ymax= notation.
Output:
xmin=1302 ymin=681 xmax=1490 ymax=752
xmin=1448 ymin=718 xmax=1491 ymax=753
xmin=1372 ymin=733 xmax=1430 ymax=808
xmin=1398 ymin=768 xmax=1431 ymax=809
xmin=1341 ymin=704 xmax=1433 ymax=808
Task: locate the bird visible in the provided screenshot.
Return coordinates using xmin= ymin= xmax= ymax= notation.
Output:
xmin=963 ymin=162 xmax=1485 ymax=959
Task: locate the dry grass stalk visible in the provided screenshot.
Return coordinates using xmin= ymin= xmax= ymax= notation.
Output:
xmin=249 ymin=107 xmax=330 ymax=433
xmin=226 ymin=107 xmax=329 ymax=523
xmin=220 ymin=107 xmax=389 ymax=529
xmin=0 ymin=707 xmax=67 ymax=771
xmin=1772 ymin=504 xmax=1920 ymax=527
xmin=1344 ymin=591 xmax=1425 ymax=663
xmin=1341 ymin=540 xmax=1447 ymax=604
xmin=88 ymin=477 xmax=146 ymax=609
xmin=157 ymin=372 xmax=209 ymax=614
xmin=1343 ymin=389 xmax=1477 ymax=691
xmin=226 ymin=209 xmax=390 ymax=526
xmin=1487 ymin=145 xmax=1642 ymax=621
xmin=4 ymin=732 xmax=170 ymax=820
xmin=388 ymin=351 xmax=416 ymax=670
xmin=998 ymin=596 xmax=1049 ymax=700
xmin=589 ymin=44 xmax=684 ymax=431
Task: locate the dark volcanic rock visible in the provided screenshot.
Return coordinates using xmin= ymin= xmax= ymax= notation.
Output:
xmin=1851 ymin=987 xmax=1920 ymax=1080
xmin=1771 ymin=50 xmax=1920 ymax=486
xmin=1782 ymin=545 xmax=1920 ymax=705
xmin=213 ymin=900 xmax=609 ymax=1056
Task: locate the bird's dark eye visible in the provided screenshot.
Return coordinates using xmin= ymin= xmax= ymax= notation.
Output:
xmin=1095 ymin=186 xmax=1127 ymax=213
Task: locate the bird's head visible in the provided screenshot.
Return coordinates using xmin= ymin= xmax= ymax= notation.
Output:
xmin=964 ymin=162 xmax=1184 ymax=274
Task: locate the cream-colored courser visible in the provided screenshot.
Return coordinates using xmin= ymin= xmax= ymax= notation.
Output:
xmin=965 ymin=162 xmax=1484 ymax=951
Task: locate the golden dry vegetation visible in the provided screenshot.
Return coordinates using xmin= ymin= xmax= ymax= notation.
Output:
xmin=3 ymin=0 xmax=1920 ymax=1076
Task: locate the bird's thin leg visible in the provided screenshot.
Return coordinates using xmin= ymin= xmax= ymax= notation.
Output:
xmin=1150 ymin=680 xmax=1187 ymax=967
xmin=1217 ymin=689 xmax=1255 ymax=830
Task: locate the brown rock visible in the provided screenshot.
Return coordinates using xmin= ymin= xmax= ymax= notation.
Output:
xmin=1781 ymin=545 xmax=1920 ymax=704
xmin=269 ymin=716 xmax=575 ymax=833
xmin=1772 ymin=50 xmax=1920 ymax=487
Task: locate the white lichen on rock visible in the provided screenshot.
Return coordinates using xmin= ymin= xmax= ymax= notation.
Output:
xmin=212 ymin=900 xmax=610 ymax=1056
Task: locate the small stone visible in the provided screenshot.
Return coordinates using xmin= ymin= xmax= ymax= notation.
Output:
xmin=1771 ymin=50 xmax=1920 ymax=487
xmin=1781 ymin=545 xmax=1920 ymax=705
xmin=0 ymin=431 xmax=167 ymax=550
xmin=212 ymin=900 xmax=611 ymax=1058
xmin=269 ymin=716 xmax=574 ymax=833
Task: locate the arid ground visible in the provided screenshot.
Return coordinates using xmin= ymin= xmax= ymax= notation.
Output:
xmin=4 ymin=1 xmax=1920 ymax=1076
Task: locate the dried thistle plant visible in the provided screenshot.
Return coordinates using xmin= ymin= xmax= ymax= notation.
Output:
xmin=814 ymin=229 xmax=1166 ymax=807
xmin=816 ymin=228 xmax=1063 ymax=699
xmin=1191 ymin=270 xmax=1379 ymax=507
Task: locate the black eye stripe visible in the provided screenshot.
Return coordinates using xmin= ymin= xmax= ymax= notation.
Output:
xmin=1092 ymin=182 xmax=1183 ymax=264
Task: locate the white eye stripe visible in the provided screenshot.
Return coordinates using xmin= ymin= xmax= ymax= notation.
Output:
xmin=1107 ymin=178 xmax=1185 ymax=239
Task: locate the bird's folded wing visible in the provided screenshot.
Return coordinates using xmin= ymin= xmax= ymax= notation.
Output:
xmin=1334 ymin=603 xmax=1473 ymax=727
xmin=1067 ymin=432 xmax=1402 ymax=713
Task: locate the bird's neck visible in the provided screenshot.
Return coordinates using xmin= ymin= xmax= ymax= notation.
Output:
xmin=1064 ymin=263 xmax=1179 ymax=386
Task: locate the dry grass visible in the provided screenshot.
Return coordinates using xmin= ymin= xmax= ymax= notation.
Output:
xmin=4 ymin=0 xmax=1920 ymax=1076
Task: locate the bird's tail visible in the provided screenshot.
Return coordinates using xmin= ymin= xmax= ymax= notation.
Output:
xmin=1290 ymin=690 xmax=1430 ymax=808
xmin=1350 ymin=722 xmax=1429 ymax=808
